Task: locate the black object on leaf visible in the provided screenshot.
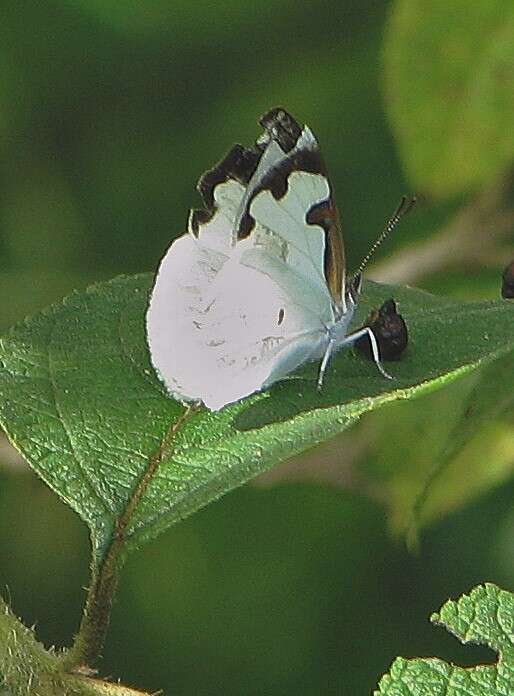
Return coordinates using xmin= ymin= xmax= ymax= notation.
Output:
xmin=355 ymin=299 xmax=408 ymax=361
xmin=501 ymin=260 xmax=514 ymax=299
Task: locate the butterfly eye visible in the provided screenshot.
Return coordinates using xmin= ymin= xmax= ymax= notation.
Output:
xmin=277 ymin=308 xmax=285 ymax=325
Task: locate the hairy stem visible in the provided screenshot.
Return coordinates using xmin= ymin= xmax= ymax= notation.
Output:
xmin=63 ymin=404 xmax=200 ymax=671
xmin=0 ymin=593 xmax=63 ymax=693
xmin=0 ymin=593 xmax=156 ymax=694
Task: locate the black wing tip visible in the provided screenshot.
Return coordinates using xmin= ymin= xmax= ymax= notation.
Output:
xmin=259 ymin=106 xmax=300 ymax=127
xmin=258 ymin=107 xmax=303 ymax=153
xmin=189 ymin=207 xmax=214 ymax=236
xmin=196 ymin=143 xmax=261 ymax=209
xmin=197 ymin=108 xmax=308 ymax=209
xmin=193 ymin=107 xmax=322 ymax=239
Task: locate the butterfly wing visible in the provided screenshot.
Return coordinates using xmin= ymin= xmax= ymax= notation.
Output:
xmin=240 ymin=108 xmax=346 ymax=305
xmin=147 ymin=234 xmax=332 ymax=410
xmin=146 ymin=109 xmax=344 ymax=410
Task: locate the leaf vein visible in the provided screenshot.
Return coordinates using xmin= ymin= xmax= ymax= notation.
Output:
xmin=47 ymin=314 xmax=112 ymax=516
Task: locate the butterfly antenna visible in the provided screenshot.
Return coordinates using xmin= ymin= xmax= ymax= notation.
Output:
xmin=356 ymin=195 xmax=417 ymax=275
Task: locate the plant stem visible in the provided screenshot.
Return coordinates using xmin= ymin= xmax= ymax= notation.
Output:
xmin=0 ymin=593 xmax=63 ymax=692
xmin=62 ymin=403 xmax=200 ymax=671
xmin=62 ymin=549 xmax=122 ymax=670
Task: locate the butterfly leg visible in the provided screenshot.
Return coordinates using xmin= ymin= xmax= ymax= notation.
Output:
xmin=344 ymin=327 xmax=392 ymax=380
xmin=317 ymin=338 xmax=336 ymax=390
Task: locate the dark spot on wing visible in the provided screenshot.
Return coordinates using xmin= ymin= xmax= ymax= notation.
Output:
xmin=235 ymin=148 xmax=328 ymax=240
xmin=197 ymin=143 xmax=260 ymax=209
xmin=278 ymin=308 xmax=285 ymax=325
xmin=238 ymin=212 xmax=256 ymax=239
xmin=261 ymin=148 xmax=327 ymax=200
xmin=306 ymin=199 xmax=335 ymax=231
xmin=306 ymin=199 xmax=345 ymax=303
xmin=189 ymin=208 xmax=215 ymax=236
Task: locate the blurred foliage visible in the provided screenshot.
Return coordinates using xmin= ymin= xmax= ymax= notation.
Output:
xmin=383 ymin=1 xmax=514 ymax=199
xmin=360 ymin=353 xmax=514 ymax=540
xmin=0 ymin=0 xmax=513 ymax=694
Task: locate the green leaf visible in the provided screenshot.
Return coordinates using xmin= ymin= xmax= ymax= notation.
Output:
xmin=0 ymin=274 xmax=513 ymax=565
xmin=360 ymin=351 xmax=514 ymax=539
xmin=383 ymin=1 xmax=514 ymax=197
xmin=375 ymin=583 xmax=514 ymax=695
xmin=406 ymin=351 xmax=514 ymax=537
xmin=0 ymin=593 xmax=153 ymax=695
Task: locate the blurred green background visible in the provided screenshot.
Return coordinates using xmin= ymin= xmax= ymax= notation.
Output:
xmin=1 ymin=1 xmax=513 ymax=694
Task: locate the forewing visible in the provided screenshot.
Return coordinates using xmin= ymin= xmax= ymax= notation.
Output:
xmin=237 ymin=109 xmax=346 ymax=304
xmin=189 ymin=109 xmax=346 ymax=303
xmin=246 ymin=171 xmax=332 ymax=300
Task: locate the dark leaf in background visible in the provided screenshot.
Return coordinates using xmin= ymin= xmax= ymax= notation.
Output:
xmin=502 ymin=261 xmax=514 ymax=299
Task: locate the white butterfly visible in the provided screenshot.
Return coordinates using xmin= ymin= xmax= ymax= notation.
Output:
xmin=146 ymin=108 xmax=412 ymax=411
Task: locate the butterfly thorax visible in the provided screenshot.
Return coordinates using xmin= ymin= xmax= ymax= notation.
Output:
xmin=329 ymin=297 xmax=356 ymax=347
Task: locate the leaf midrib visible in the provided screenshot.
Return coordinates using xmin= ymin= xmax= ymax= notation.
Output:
xmin=123 ymin=357 xmax=491 ymax=550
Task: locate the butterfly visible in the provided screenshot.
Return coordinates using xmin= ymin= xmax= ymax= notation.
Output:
xmin=146 ymin=108 xmax=414 ymax=411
